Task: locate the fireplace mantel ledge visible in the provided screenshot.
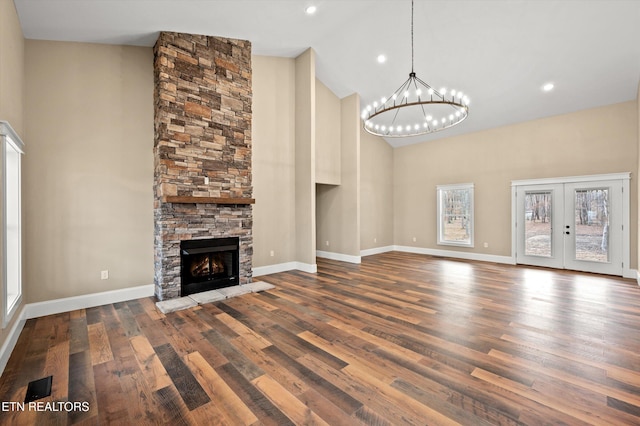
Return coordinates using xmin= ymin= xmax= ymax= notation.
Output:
xmin=161 ymin=196 xmax=255 ymax=205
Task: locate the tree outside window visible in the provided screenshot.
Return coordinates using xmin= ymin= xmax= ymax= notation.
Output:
xmin=437 ymin=184 xmax=474 ymax=247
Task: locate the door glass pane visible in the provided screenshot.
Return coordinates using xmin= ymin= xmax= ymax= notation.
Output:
xmin=574 ymin=188 xmax=609 ymax=263
xmin=524 ymin=191 xmax=552 ymax=257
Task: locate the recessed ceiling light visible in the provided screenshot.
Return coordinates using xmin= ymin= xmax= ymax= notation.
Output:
xmin=377 ymin=54 xmax=387 ymax=64
xmin=305 ymin=5 xmax=317 ymax=15
xmin=542 ymin=83 xmax=554 ymax=92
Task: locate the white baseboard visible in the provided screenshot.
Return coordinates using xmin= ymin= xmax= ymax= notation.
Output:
xmin=393 ymin=245 xmax=515 ymax=265
xmin=295 ymin=262 xmax=318 ymax=273
xmin=0 ymin=305 xmax=27 ymax=377
xmin=23 ymin=284 xmax=154 ymax=320
xmin=253 ymin=261 xmax=317 ymax=276
xmin=360 ymin=245 xmax=394 ymax=257
xmin=253 ymin=262 xmax=298 ymax=277
xmin=316 ymin=250 xmax=361 ymax=264
xmin=627 ymin=269 xmax=638 ymax=281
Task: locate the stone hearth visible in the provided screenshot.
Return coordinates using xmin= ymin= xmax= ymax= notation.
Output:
xmin=155 ymin=281 xmax=275 ymax=314
xmin=153 ymin=32 xmax=253 ymax=301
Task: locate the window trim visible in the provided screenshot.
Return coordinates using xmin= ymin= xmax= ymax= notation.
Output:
xmin=437 ymin=183 xmax=474 ymax=248
xmin=1 ymin=121 xmax=24 ymax=328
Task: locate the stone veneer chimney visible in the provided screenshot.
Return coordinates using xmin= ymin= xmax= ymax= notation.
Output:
xmin=153 ymin=32 xmax=253 ymax=300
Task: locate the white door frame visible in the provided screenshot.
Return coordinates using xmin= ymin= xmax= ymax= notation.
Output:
xmin=514 ymin=183 xmax=565 ymax=269
xmin=563 ymin=180 xmax=623 ymax=275
xmin=511 ymin=173 xmax=631 ymax=278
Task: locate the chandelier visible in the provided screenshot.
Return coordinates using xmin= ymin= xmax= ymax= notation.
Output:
xmin=362 ymin=0 xmax=470 ymax=138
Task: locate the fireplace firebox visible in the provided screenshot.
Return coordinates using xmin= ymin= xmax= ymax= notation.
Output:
xmin=180 ymin=237 xmax=240 ymax=296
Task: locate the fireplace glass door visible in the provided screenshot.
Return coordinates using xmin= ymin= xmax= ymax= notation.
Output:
xmin=180 ymin=237 xmax=239 ymax=296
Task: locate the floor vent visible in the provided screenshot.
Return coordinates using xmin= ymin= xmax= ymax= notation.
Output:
xmin=24 ymin=376 xmax=52 ymax=403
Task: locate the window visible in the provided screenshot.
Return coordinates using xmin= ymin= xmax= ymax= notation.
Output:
xmin=437 ymin=183 xmax=474 ymax=247
xmin=2 ymin=122 xmax=24 ymax=327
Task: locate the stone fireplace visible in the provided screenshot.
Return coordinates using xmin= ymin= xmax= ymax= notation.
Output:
xmin=153 ymin=32 xmax=253 ymax=301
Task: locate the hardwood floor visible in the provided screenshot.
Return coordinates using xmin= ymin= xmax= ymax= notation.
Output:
xmin=2 ymin=252 xmax=640 ymax=425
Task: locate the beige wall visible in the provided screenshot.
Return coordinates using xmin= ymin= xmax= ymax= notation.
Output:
xmin=252 ymin=56 xmax=297 ymax=267
xmin=339 ymin=93 xmax=361 ymax=257
xmin=0 ymin=0 xmax=25 ymax=352
xmin=316 ymin=185 xmax=337 ymax=251
xmin=316 ymin=94 xmax=360 ymax=256
xmin=294 ymin=49 xmax=317 ymax=266
xmin=395 ymin=101 xmax=638 ymax=268
xmin=360 ymin=129 xmax=393 ymax=250
xmin=24 ymin=40 xmax=154 ymax=302
xmin=637 ymin=79 xmax=640 ymax=280
xmin=0 ymin=0 xmax=24 ymax=135
xmin=315 ymin=79 xmax=341 ymax=185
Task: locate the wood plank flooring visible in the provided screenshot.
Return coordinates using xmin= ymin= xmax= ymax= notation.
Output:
xmin=2 ymin=252 xmax=640 ymax=425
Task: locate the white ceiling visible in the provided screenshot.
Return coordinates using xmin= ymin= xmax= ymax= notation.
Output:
xmin=14 ymin=0 xmax=640 ymax=147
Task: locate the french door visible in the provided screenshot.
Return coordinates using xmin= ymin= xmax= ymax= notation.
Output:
xmin=514 ymin=175 xmax=628 ymax=276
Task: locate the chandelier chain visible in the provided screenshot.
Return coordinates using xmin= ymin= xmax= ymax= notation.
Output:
xmin=411 ymin=0 xmax=414 ymax=73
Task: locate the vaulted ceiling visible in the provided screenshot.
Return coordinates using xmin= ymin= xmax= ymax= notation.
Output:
xmin=14 ymin=0 xmax=640 ymax=147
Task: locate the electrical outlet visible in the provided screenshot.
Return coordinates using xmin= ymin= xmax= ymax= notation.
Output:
xmin=484 ymin=242 xmax=489 ymax=248
xmin=101 ymin=270 xmax=109 ymax=280
xmin=374 ymin=237 xmax=377 ymax=243
xmin=204 ymin=176 xmax=210 ymax=185
xmin=325 ymin=241 xmax=329 ymax=246
xmin=412 ymin=237 xmax=417 ymax=242
xmin=270 ymin=250 xmax=275 ymax=257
